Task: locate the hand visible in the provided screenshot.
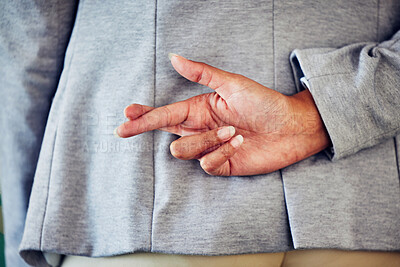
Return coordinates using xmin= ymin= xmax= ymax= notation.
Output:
xmin=115 ymin=54 xmax=330 ymax=176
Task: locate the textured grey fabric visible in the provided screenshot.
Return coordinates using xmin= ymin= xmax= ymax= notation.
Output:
xmin=0 ymin=1 xmax=399 ymax=267
xmin=290 ymin=30 xmax=400 ymax=160
xmin=0 ymin=1 xmax=78 ymax=266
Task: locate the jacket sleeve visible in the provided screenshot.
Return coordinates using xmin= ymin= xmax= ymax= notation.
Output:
xmin=290 ymin=29 xmax=400 ymax=160
xmin=0 ymin=1 xmax=78 ymax=266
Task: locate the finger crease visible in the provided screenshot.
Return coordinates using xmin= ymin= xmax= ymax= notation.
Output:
xmin=195 ymin=64 xmax=206 ymax=84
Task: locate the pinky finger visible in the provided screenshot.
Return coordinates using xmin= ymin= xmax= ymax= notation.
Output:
xmin=200 ymin=135 xmax=244 ymax=176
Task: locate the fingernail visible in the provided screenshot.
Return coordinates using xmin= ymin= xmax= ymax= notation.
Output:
xmin=168 ymin=53 xmax=178 ymax=60
xmin=231 ymin=135 xmax=243 ymax=148
xmin=113 ymin=127 xmax=121 ymax=138
xmin=217 ymin=126 xmax=235 ymax=140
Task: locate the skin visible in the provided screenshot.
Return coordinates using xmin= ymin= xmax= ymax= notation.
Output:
xmin=115 ymin=54 xmax=331 ymax=176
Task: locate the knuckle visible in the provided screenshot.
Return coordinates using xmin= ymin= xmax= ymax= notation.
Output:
xmin=194 ymin=63 xmax=206 ymax=83
xmin=138 ymin=116 xmax=149 ymax=132
xmin=204 ymin=132 xmax=216 ymax=145
xmin=161 ymin=106 xmax=172 ymax=125
xmin=196 ymin=64 xmax=214 ymax=87
xmin=220 ymin=146 xmax=231 ymax=158
xmin=204 ymin=133 xmax=217 ymax=146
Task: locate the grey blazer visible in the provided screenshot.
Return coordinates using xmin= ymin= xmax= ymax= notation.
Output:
xmin=1 ymin=0 xmax=399 ymax=266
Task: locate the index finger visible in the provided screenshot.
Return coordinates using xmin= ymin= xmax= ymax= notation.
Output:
xmin=114 ymin=100 xmax=189 ymax=138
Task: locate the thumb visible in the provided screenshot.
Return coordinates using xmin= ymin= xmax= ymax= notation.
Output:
xmin=168 ymin=53 xmax=241 ymax=100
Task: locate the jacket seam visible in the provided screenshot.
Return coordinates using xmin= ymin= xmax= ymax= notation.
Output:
xmin=272 ymin=0 xmax=275 ymax=90
xmin=307 ymin=71 xmax=353 ymax=81
xmin=150 ymin=0 xmax=158 ymax=252
xmin=376 ymin=0 xmax=380 ymax=41
xmin=388 ymin=38 xmax=400 ymax=49
xmin=39 ymin=129 xmax=57 ymax=251
xmin=394 ymin=137 xmax=400 ymax=183
xmin=273 ymin=0 xmax=293 ymax=249
xmin=39 ymin=0 xmax=83 ymax=251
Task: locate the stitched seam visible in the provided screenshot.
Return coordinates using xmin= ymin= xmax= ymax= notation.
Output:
xmin=39 ymin=0 xmax=82 ymax=251
xmin=280 ymin=170 xmax=295 ymax=249
xmin=376 ymin=0 xmax=380 ymax=41
xmin=388 ymin=38 xmax=400 ymax=49
xmin=307 ymin=71 xmax=353 ymax=81
xmin=150 ymin=0 xmax=158 ymax=252
xmin=395 ymin=138 xmax=400 ymax=182
xmin=394 ymin=138 xmax=400 ymax=183
xmin=272 ymin=0 xmax=275 ymax=90
xmin=39 ymin=130 xmax=57 ymax=250
xmin=272 ymin=0 xmax=293 ymax=250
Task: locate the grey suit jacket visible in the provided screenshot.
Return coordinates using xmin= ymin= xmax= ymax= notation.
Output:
xmin=1 ymin=0 xmax=399 ymax=266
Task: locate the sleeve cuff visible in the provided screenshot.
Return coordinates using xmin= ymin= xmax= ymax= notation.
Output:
xmin=290 ymin=47 xmax=361 ymax=160
xmin=289 ymin=42 xmax=400 ymax=161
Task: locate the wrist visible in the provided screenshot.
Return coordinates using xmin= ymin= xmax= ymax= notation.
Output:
xmin=289 ymin=89 xmax=331 ymax=157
